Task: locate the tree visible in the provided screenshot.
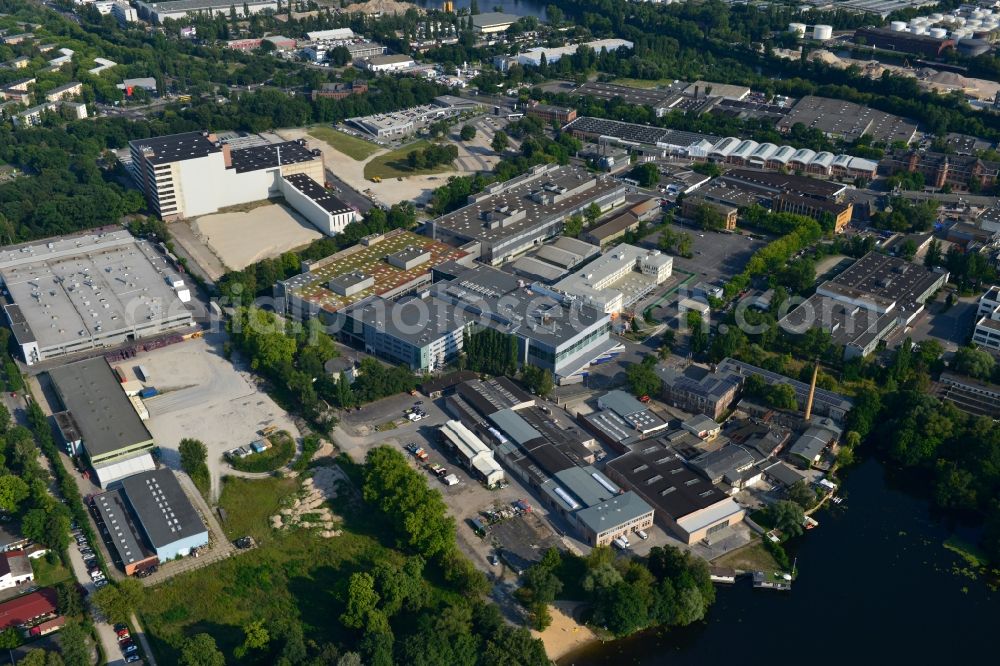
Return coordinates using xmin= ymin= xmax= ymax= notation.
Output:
xmin=179 ymin=438 xmax=208 ymax=477
xmin=562 ymin=213 xmax=583 ymax=238
xmin=180 ymin=633 xmax=225 ymax=666
xmin=236 ymin=619 xmax=270 ymax=658
xmin=693 ymin=203 xmax=726 ymax=231
xmin=21 ymin=506 xmax=70 ymax=551
xmin=925 ymin=239 xmax=942 ymax=268
xmin=766 ymin=500 xmax=805 ymax=539
xmin=0 ymin=474 xmax=29 ymax=513
xmin=0 ymin=628 xmax=20 ymax=649
xmin=629 ymin=162 xmax=659 ymax=188
xmin=491 ymin=131 xmax=509 ymax=153
xmin=91 ymin=579 xmax=143 ymax=626
xmin=56 ymin=581 xmax=83 ymax=618
xmin=786 ymin=481 xmax=819 ymax=510
xmin=520 ymin=365 xmax=554 ymax=397
xmin=584 ymin=202 xmax=602 ymax=225
xmin=57 ymin=621 xmax=89 ymax=666
xmin=342 ymin=573 xmax=380 ymax=630
xmin=952 ymin=345 xmax=995 ymax=380
xmin=626 ymin=358 xmax=661 ymax=398
xmin=460 ymin=124 xmax=476 ymax=141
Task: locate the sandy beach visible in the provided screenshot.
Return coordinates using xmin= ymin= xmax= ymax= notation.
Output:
xmin=531 ymin=601 xmax=599 ymax=662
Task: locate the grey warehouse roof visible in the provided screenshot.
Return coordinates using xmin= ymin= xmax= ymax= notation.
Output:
xmin=129 ymin=131 xmax=220 ymax=164
xmin=229 ymin=140 xmax=318 ymax=173
xmin=121 ymin=469 xmax=206 ymax=548
xmin=48 ymin=357 xmax=153 ymax=459
xmin=93 ymin=489 xmax=153 ymax=566
xmin=283 ymin=174 xmax=352 ymax=214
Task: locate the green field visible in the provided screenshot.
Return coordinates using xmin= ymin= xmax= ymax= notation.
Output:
xmin=137 ymin=474 xmax=455 ymax=663
xmin=229 ymin=431 xmax=296 ymax=474
xmin=32 ymin=554 xmax=73 ymax=587
xmin=363 ymin=140 xmax=455 ymax=180
xmin=612 ymin=77 xmax=677 ymax=89
xmin=307 ymin=126 xmax=382 ymax=161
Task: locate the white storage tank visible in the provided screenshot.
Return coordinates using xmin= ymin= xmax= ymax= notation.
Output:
xmin=788 ymin=22 xmax=807 ymax=37
xmin=914 ymin=26 xmax=928 ymax=35
xmin=890 ymin=20 xmax=908 ymax=31
xmin=967 ymin=19 xmax=982 ymax=28
xmin=930 ymin=13 xmax=943 ymax=21
xmin=929 ymin=27 xmax=948 ymax=39
xmin=813 ymin=24 xmax=833 ymax=41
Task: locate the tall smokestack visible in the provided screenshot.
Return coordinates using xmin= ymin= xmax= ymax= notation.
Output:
xmin=804 ymin=362 xmax=819 ymax=422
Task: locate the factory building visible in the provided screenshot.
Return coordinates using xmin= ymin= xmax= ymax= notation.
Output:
xmin=428 ymin=164 xmax=627 ymax=265
xmin=135 ymin=0 xmax=277 ymax=24
xmin=547 ymin=244 xmax=672 ymax=315
xmin=470 ymin=12 xmax=521 ymax=34
xmin=0 ymin=230 xmax=194 ymax=365
xmin=128 ymin=131 xmax=324 ymax=220
xmin=279 ymin=173 xmax=360 ymax=236
xmin=438 ymin=420 xmax=505 ymax=487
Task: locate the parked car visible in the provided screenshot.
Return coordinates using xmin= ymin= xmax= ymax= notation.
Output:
xmin=636 ymin=529 xmax=649 ymax=540
xmin=123 ymin=643 xmax=138 ymax=655
xmin=125 ymin=655 xmax=140 ymax=663
xmin=94 ymin=579 xmax=109 ymax=589
xmin=114 ymin=624 xmax=128 ymax=633
xmin=118 ymin=630 xmax=131 ymax=641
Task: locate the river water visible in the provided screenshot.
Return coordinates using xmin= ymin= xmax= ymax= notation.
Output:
xmin=410 ymin=0 xmax=549 ymax=19
xmin=561 ymin=458 xmax=997 ymax=665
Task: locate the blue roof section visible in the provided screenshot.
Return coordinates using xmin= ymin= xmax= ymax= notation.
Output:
xmin=575 ymin=491 xmax=654 ymax=535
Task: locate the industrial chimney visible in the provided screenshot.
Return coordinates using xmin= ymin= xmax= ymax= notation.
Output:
xmin=804 ymin=362 xmax=819 ymax=422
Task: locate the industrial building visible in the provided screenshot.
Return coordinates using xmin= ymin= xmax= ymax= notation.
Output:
xmin=788 ymin=425 xmax=840 ymax=467
xmin=605 ymin=440 xmax=745 ymax=544
xmin=276 ymin=229 xmax=472 ymax=320
xmin=582 ymin=390 xmax=669 ymax=451
xmin=447 ymin=378 xmax=654 ymax=547
xmin=716 ymin=358 xmax=855 ymax=421
xmin=310 ymin=80 xmax=369 ymax=101
xmin=779 ymin=252 xmax=948 ymax=359
xmin=438 ymin=420 xmax=505 ymax=487
xmin=471 ymin=12 xmax=521 ymax=34
xmin=0 ymin=550 xmax=33 ymax=590
xmin=128 ymin=131 xmax=324 ymax=220
xmin=776 ymin=95 xmax=918 ymax=144
xmin=547 ymin=244 xmax=672 ymax=315
xmin=512 ymin=39 xmax=633 ymax=67
xmin=93 ymin=469 xmax=208 ymax=574
xmin=571 ymin=83 xmax=688 ymax=117
xmin=692 ymin=137 xmax=878 ymax=181
xmin=854 ymin=26 xmax=955 ymax=57
xmin=360 ymin=54 xmax=415 ymax=72
xmin=509 ymin=236 xmax=601 ymax=283
xmin=428 ymin=163 xmax=627 ymax=265
xmin=347 ymin=96 xmax=479 ymax=138
xmin=582 ymin=199 xmax=662 ymax=247
xmin=427 ymin=264 xmax=616 ymax=381
xmin=972 ymin=285 xmax=1000 ymax=351
xmin=135 ymin=0 xmax=277 ymax=23
xmin=879 ymin=150 xmax=1000 ymax=191
xmin=526 ymin=103 xmax=577 ymax=125
xmin=656 ymin=363 xmax=743 ymax=420
xmin=689 ymin=443 xmax=766 ymax=492
xmin=48 ymin=357 xmax=156 ymax=487
xmin=279 ymin=173 xmax=360 ymax=236
xmin=565 ymin=115 xmax=719 ymax=151
xmin=936 ymin=371 xmax=1000 ymax=419
xmin=0 ymin=230 xmax=194 ymax=365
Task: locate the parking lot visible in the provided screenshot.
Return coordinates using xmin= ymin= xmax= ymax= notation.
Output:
xmin=130 ymin=332 xmax=301 ymax=499
xmin=900 ymin=293 xmax=978 ymax=352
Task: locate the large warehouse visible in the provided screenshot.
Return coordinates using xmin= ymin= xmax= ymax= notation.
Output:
xmin=49 ymin=357 xmax=156 ymax=487
xmin=128 ymin=131 xmax=324 ymax=220
xmin=428 ymin=164 xmax=628 ymax=265
xmin=93 ymin=469 xmax=208 ymax=574
xmin=0 ymin=230 xmax=194 ymax=365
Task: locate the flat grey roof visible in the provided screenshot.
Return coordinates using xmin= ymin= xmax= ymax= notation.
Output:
xmin=129 ymin=131 xmax=219 ymax=165
xmin=48 ymin=357 xmax=153 ymax=459
xmin=344 ymin=295 xmax=464 ymax=348
xmin=229 ymin=140 xmax=317 ymax=174
xmin=471 ymin=11 xmax=521 ymax=27
xmin=121 ymin=469 xmax=206 ymax=548
xmin=777 ymin=95 xmax=917 ymax=144
xmin=93 ymin=488 xmax=153 ymax=566
xmin=0 ymin=230 xmax=192 ymax=351
xmin=283 ymin=174 xmax=352 ymax=215
xmin=575 ymin=491 xmax=654 ymax=536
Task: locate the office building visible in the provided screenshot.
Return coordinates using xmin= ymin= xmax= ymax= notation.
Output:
xmin=361 ymin=54 xmax=415 ymax=72
xmin=0 ymin=230 xmax=194 ymax=365
xmin=582 ymin=198 xmax=661 ymax=247
xmin=128 ymin=131 xmax=324 ymax=220
xmin=880 ymin=150 xmax=1000 ymax=191
xmin=277 ymin=229 xmax=471 ymax=319
xmin=428 ymin=164 xmax=627 ymax=265
xmin=605 ymin=440 xmax=745 ymax=544
xmin=547 ymin=244 xmax=672 ymax=314
xmin=48 ymin=358 xmax=157 ymax=487
xmin=111 ymin=1 xmax=138 ymax=24
xmin=136 ymin=0 xmax=277 ymax=23
xmin=656 ymin=363 xmax=742 ymax=420
xmin=428 ymin=264 xmax=615 ymax=380
xmin=780 ymin=252 xmax=948 ymax=358
xmin=526 ymin=103 xmax=577 ymax=125
xmin=777 ymin=95 xmax=917 ymax=144
xmin=310 ymin=80 xmax=369 ymax=101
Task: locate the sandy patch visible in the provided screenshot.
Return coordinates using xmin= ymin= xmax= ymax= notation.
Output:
xmin=192 ymin=203 xmax=323 ymax=271
xmin=531 ymin=601 xmax=599 ymax=661
xmin=279 ymin=127 xmax=462 ymax=208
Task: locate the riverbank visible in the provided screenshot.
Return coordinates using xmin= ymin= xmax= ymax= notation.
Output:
xmin=531 ymin=601 xmax=599 ymax=661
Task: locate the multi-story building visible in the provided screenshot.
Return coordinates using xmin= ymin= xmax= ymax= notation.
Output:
xmin=973 ymin=285 xmax=1000 ymax=351
xmin=656 ymin=363 xmax=743 ymax=420
xmin=128 ymin=131 xmax=324 ymax=220
xmin=717 ymin=358 xmax=855 ymax=421
xmin=311 ymin=80 xmax=369 ymax=101
xmin=428 ymin=164 xmax=628 ymax=265
xmin=111 ymin=1 xmax=138 ymax=25
xmin=44 ymin=81 xmax=82 ymax=102
xmin=279 ymin=173 xmax=359 ymax=236
xmin=526 ymin=103 xmax=577 ymax=125
xmin=880 ymin=150 xmax=1000 ymax=191
xmin=136 ymin=0 xmax=277 ymax=23
xmin=361 ymin=54 xmax=415 ymax=72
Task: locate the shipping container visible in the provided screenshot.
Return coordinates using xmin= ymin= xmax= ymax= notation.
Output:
xmin=138 ymin=365 xmax=151 ymax=382
xmin=139 ymin=387 xmax=158 ymax=399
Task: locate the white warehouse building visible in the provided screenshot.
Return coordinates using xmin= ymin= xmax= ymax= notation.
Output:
xmin=548 ymin=245 xmax=673 ymax=314
xmin=439 ymin=420 xmax=505 ymax=488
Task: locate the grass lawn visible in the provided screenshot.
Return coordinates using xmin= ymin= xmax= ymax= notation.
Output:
xmin=363 ymin=140 xmax=456 ymax=180
xmin=612 ymin=77 xmax=676 ymax=89
xmin=713 ymin=540 xmax=782 ymax=572
xmin=308 ymin=126 xmax=381 ymax=161
xmin=32 ymin=555 xmax=73 ymax=587
xmin=229 ymin=432 xmax=296 ymax=474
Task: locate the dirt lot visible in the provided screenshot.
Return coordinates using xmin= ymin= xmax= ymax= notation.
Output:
xmin=191 ymin=202 xmax=324 ymax=271
xmin=130 ymin=332 xmax=301 ymax=500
